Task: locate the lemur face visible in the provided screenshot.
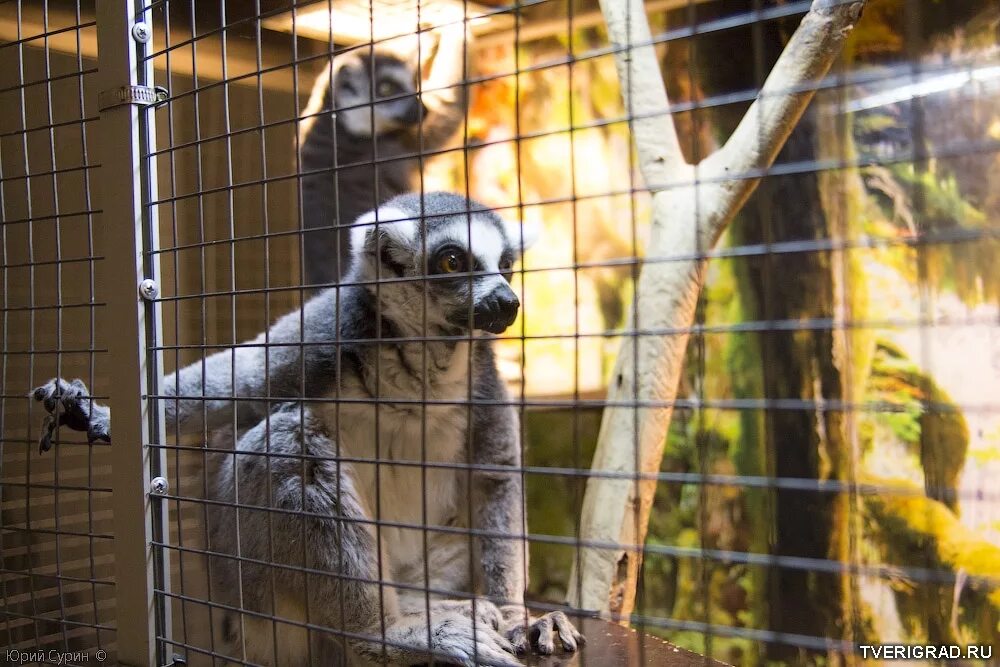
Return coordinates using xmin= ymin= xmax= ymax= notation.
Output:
xmin=350 ymin=193 xmax=538 ymax=335
xmin=423 ymin=218 xmax=521 ymax=334
xmin=334 ymin=51 xmax=420 ymax=138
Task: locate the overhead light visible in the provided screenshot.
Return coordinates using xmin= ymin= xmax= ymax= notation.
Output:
xmin=846 ymin=63 xmax=1000 ymax=113
xmin=261 ymin=0 xmax=505 ymax=46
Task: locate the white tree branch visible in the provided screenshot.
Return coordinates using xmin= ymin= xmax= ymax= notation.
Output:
xmin=568 ymin=0 xmax=866 ymax=616
xmin=702 ymin=0 xmax=866 ymax=239
xmin=598 ymin=0 xmax=692 ymax=186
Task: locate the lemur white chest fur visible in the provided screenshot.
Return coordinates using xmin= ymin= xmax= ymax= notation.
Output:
xmin=322 ymin=339 xmax=473 ymax=581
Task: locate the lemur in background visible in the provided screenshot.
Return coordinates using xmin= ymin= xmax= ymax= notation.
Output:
xmin=299 ymin=23 xmax=468 ymax=287
xmin=33 ymin=193 xmax=583 ymax=665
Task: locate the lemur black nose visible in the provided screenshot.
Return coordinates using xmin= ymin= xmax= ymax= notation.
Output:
xmin=400 ymin=99 xmax=422 ymax=125
xmin=474 ymin=284 xmax=520 ymax=334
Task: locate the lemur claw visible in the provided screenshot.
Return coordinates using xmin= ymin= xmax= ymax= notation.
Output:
xmin=31 ymin=377 xmax=111 ymax=453
xmin=501 ymin=607 xmax=585 ymax=656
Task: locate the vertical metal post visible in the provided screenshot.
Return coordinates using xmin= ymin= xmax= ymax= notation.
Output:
xmin=96 ymin=1 xmax=170 ymax=665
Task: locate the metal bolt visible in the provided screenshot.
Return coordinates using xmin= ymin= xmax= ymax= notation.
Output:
xmin=139 ymin=278 xmax=159 ymax=300
xmin=132 ymin=22 xmax=151 ymax=43
xmin=150 ymin=476 xmax=168 ymax=495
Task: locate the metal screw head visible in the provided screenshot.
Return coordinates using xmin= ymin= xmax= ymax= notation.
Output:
xmin=139 ymin=278 xmax=159 ymax=300
xmin=132 ymin=21 xmax=151 ymax=43
xmin=150 ymin=476 xmax=168 ymax=495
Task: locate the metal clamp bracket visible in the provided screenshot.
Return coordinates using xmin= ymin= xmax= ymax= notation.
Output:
xmin=98 ymin=85 xmax=168 ymax=112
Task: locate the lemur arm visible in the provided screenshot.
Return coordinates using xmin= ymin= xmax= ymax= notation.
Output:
xmin=470 ymin=344 xmax=586 ymax=654
xmin=159 ymin=333 xmax=270 ymax=435
xmin=470 ymin=347 xmax=527 ymax=606
xmin=30 ymin=342 xmax=268 ymax=452
xmin=416 ymin=20 xmax=469 ymax=149
xmin=32 ymin=290 xmax=338 ymax=451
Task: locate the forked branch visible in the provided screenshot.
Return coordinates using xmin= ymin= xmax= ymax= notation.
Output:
xmin=568 ymin=0 xmax=866 ymax=616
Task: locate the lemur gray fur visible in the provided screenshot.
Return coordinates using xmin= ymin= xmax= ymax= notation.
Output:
xmin=32 ymin=192 xmax=583 ymax=666
xmin=300 ymin=24 xmax=467 ymax=287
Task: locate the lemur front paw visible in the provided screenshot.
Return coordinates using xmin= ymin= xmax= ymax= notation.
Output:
xmin=420 ymin=613 xmax=520 ymax=667
xmin=31 ymin=377 xmax=111 ymax=453
xmin=500 ymin=606 xmax=585 ymax=656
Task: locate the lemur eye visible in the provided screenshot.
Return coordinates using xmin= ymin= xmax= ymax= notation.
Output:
xmin=438 ymin=251 xmax=463 ymax=274
xmin=498 ymin=257 xmax=514 ymax=280
xmin=376 ymin=80 xmax=398 ymax=98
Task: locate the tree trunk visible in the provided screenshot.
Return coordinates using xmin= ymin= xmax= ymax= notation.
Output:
xmin=689 ymin=5 xmax=856 ymax=655
xmin=731 ymin=109 xmax=851 ymax=660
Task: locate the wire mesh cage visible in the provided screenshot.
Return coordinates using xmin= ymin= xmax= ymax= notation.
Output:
xmin=2 ymin=0 xmax=999 ymax=666
xmin=0 ymin=0 xmax=115 ymax=659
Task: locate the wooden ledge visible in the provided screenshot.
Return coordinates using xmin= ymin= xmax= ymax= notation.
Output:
xmin=521 ymin=617 xmax=731 ymax=666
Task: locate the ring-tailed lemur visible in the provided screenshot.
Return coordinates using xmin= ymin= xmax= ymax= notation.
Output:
xmin=300 ymin=24 xmax=468 ymax=287
xmin=32 ymin=192 xmax=583 ymax=665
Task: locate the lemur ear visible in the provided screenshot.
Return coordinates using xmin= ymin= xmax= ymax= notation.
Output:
xmin=504 ymin=219 xmax=541 ymax=254
xmin=350 ymin=206 xmax=417 ymax=256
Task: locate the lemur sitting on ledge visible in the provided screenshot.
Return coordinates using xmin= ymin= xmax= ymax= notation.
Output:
xmin=33 ymin=192 xmax=583 ymax=666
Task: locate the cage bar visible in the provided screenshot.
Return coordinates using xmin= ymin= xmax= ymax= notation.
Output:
xmin=94 ymin=1 xmax=170 ymax=665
